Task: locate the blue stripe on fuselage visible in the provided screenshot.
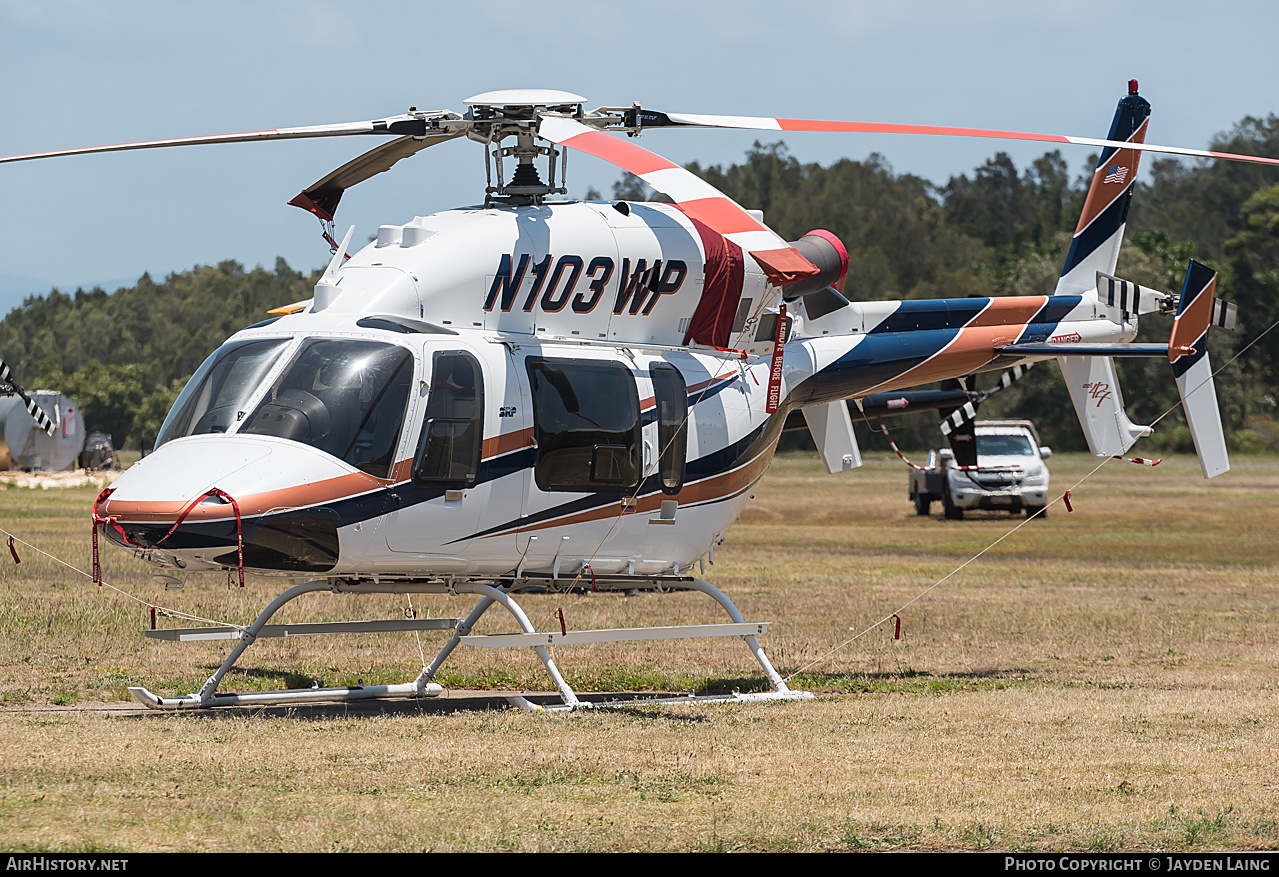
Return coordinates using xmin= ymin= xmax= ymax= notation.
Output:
xmin=869 ymin=298 xmax=989 ymax=334
xmin=1015 ymin=295 xmax=1084 ymax=344
xmin=791 ymin=328 xmax=961 ymax=406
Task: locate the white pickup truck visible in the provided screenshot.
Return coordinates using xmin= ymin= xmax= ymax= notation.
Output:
xmin=908 ymin=420 xmax=1052 ymax=519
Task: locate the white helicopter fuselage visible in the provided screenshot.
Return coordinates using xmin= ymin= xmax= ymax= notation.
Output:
xmin=98 ymin=200 xmax=1131 ymax=581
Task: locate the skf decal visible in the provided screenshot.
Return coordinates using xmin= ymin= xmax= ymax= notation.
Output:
xmin=484 ymin=255 xmax=686 ymax=316
xmin=1051 ymin=332 xmax=1083 ymax=343
xmin=1083 ymin=381 xmax=1113 ymax=407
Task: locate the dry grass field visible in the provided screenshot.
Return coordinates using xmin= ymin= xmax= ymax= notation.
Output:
xmin=0 ymin=453 xmax=1275 ymax=852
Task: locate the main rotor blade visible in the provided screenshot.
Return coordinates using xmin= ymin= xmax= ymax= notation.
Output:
xmin=288 ymin=131 xmax=464 ymax=223
xmin=637 ymin=111 xmax=1279 ymax=168
xmin=538 ymin=115 xmax=818 ymax=284
xmin=0 ymin=114 xmax=448 ymax=165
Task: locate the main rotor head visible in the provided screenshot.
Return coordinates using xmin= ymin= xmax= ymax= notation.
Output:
xmin=463 ymin=90 xmax=590 ymax=204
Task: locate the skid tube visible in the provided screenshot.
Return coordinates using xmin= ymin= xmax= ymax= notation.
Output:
xmin=128 ymin=574 xmax=813 ymax=711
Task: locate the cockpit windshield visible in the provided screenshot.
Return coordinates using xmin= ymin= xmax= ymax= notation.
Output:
xmin=240 ymin=339 xmax=414 ymax=479
xmin=155 ymin=338 xmax=291 ymax=449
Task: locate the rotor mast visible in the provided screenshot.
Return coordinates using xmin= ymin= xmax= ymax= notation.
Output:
xmin=464 ymin=90 xmax=592 ymax=205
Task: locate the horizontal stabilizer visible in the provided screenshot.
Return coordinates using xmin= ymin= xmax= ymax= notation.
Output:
xmin=994 ymin=343 xmax=1169 ymax=357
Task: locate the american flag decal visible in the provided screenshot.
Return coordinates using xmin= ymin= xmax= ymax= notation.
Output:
xmin=1103 ymin=164 xmax=1129 ymax=184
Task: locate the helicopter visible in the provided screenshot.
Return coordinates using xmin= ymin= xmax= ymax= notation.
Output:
xmin=0 ymin=84 xmax=1265 ymax=711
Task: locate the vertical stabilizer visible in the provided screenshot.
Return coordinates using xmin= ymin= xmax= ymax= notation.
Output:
xmin=802 ymin=401 xmax=861 ymax=474
xmin=1059 ymin=355 xmax=1153 ymax=456
xmin=1171 ymin=261 xmax=1229 ymax=478
xmin=1056 ymin=82 xmax=1151 ymax=296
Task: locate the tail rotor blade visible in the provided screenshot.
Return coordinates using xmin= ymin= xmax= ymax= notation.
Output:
xmin=977 ymin=361 xmax=1035 ymax=403
xmin=19 ymin=393 xmax=55 ymax=436
xmin=0 ymin=357 xmax=56 ymax=436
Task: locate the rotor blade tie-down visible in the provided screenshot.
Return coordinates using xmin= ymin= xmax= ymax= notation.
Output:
xmin=321 ymin=228 xmax=352 ymax=261
xmin=893 ymin=614 xmax=902 ymax=641
xmin=1062 ymin=491 xmax=1074 ymax=513
xmin=876 ymin=418 xmax=928 ymax=471
xmin=92 ymin=487 xmax=140 ymax=586
xmin=7 ymin=535 xmax=19 ymax=565
xmin=154 ymin=487 xmax=245 ymax=588
xmin=1113 ymin=455 xmax=1162 ymax=467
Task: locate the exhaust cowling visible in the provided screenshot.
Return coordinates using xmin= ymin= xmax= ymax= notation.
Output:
xmin=782 ymin=230 xmax=849 ymax=299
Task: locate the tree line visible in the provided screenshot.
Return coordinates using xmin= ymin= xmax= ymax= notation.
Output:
xmin=3 ymin=114 xmax=1279 ymax=455
xmin=0 ymin=259 xmax=319 ymax=450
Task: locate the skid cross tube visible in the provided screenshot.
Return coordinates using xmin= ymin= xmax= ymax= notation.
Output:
xmin=129 ymin=579 xmax=453 ymax=710
xmin=448 ymin=578 xmax=810 ymax=712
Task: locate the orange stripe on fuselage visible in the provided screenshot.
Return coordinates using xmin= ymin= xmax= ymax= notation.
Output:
xmin=502 ymin=444 xmax=777 ymax=538
xmin=100 ymin=469 xmax=386 ymax=524
xmin=866 ymin=296 xmax=1047 ymax=394
xmin=482 ymin=427 xmax=534 ymax=460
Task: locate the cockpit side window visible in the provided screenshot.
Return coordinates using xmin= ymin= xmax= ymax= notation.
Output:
xmin=526 ymin=357 xmax=640 ymax=492
xmin=651 ymin=363 xmax=687 ymax=494
xmin=412 ymin=351 xmax=484 ymax=486
xmin=155 ymin=338 xmax=291 ymax=449
xmin=242 ymin=340 xmax=414 ymax=479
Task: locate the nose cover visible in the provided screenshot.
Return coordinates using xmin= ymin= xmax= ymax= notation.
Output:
xmin=99 ymin=435 xmax=379 ymax=572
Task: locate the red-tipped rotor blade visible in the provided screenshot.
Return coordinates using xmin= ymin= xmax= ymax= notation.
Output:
xmin=288 ymin=131 xmax=463 ymax=223
xmin=538 ymin=115 xmax=817 ymax=284
xmin=639 ymin=111 xmax=1279 ymax=168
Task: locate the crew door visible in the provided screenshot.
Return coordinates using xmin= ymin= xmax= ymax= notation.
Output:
xmin=384 ymin=348 xmax=487 ymax=560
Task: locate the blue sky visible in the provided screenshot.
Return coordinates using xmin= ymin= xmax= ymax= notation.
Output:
xmin=2 ymin=1 xmax=1277 ymax=313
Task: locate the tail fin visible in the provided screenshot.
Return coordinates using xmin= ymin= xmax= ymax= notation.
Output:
xmin=1171 ymin=261 xmax=1229 ymax=478
xmin=1056 ymin=82 xmax=1151 ymax=296
xmin=1054 ymin=260 xmax=1229 ymax=478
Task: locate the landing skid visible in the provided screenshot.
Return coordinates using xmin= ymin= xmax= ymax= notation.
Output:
xmin=128 ymin=576 xmax=813 ymax=711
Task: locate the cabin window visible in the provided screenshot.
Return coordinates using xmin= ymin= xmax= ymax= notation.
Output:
xmin=526 ymin=357 xmax=640 ymax=492
xmin=155 ymin=338 xmax=291 ymax=448
xmin=241 ymin=339 xmax=413 ymax=479
xmin=651 ymin=363 xmax=687 ymax=494
xmin=412 ymin=352 xmax=484 ymax=485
